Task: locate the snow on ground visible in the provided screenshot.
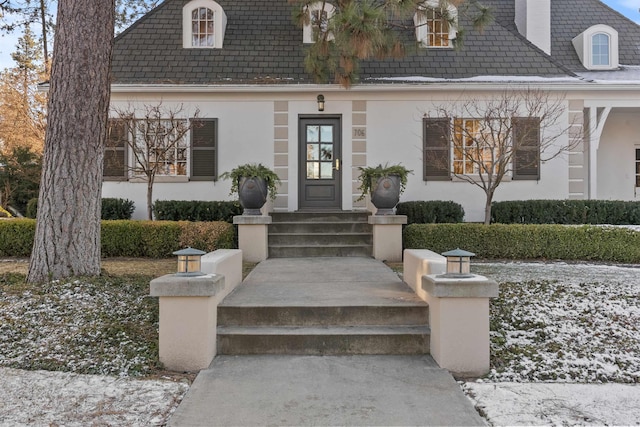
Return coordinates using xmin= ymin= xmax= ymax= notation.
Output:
xmin=463 ymin=382 xmax=640 ymax=426
xmin=0 ymin=367 xmax=188 ymax=426
xmin=0 ymin=261 xmax=638 ymax=425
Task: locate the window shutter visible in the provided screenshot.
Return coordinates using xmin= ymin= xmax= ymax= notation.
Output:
xmin=104 ymin=119 xmax=127 ymax=180
xmin=512 ymin=117 xmax=541 ymax=180
xmin=423 ymin=118 xmax=451 ymax=180
xmin=191 ymin=119 xmax=217 ymax=181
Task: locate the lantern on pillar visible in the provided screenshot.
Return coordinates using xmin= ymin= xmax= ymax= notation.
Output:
xmin=173 ymin=247 xmax=206 ymax=276
xmin=440 ymin=248 xmax=475 ymax=278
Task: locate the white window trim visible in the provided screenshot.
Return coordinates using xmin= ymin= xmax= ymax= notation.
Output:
xmin=414 ymin=0 xmax=457 ymax=48
xmin=303 ymin=2 xmax=336 ymax=44
xmin=571 ymin=24 xmax=619 ymax=70
xmin=182 ymin=0 xmax=227 ymax=49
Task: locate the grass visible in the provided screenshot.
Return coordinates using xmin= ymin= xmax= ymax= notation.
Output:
xmin=0 ymin=258 xmax=257 ymax=379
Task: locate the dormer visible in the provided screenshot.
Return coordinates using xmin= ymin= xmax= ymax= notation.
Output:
xmin=414 ymin=0 xmax=458 ymax=48
xmin=182 ymin=0 xmax=227 ymax=49
xmin=572 ymin=25 xmax=619 ymax=70
xmin=303 ymin=2 xmax=336 ymax=44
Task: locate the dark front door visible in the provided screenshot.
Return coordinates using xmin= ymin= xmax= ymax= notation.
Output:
xmin=299 ymin=117 xmax=342 ymax=210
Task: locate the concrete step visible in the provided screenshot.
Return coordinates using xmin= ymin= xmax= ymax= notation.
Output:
xmin=268 ymin=211 xmax=373 ymax=258
xmin=218 ymin=305 xmax=428 ymax=327
xmin=217 ymin=325 xmax=430 ymax=355
xmin=269 ymin=232 xmax=373 ymax=246
xmin=271 ymin=212 xmax=370 ymax=223
xmin=269 ymin=244 xmax=373 ymax=258
xmin=269 ymin=221 xmax=372 ymax=234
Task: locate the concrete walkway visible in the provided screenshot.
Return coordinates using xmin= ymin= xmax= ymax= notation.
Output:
xmin=168 ymin=258 xmax=485 ymax=426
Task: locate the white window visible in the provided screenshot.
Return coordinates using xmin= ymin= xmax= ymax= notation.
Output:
xmin=452 ymin=118 xmax=504 ymax=175
xmin=572 ymin=24 xmax=618 ymax=70
xmin=636 ymin=148 xmax=640 ymax=188
xmin=134 ymin=119 xmax=189 ymax=177
xmin=303 ymin=2 xmax=336 ymax=44
xmin=591 ymin=33 xmax=610 ymax=66
xmin=414 ymin=0 xmax=457 ymax=48
xmin=182 ymin=0 xmax=226 ymax=49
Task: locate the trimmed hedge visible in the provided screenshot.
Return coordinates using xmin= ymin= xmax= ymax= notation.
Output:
xmin=403 ymin=223 xmax=640 ymax=263
xmin=102 ymin=198 xmax=135 ymax=220
xmin=492 ymin=200 xmax=640 ymax=225
xmin=153 ymin=200 xmax=242 ymax=223
xmin=25 ymin=198 xmax=136 ymax=220
xmin=396 ymin=201 xmax=464 ymax=224
xmin=0 ymin=219 xmax=235 ymax=258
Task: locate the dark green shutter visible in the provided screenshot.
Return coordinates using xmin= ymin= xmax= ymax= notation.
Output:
xmin=512 ymin=117 xmax=540 ymax=180
xmin=423 ymin=118 xmax=451 ymax=181
xmin=191 ymin=119 xmax=217 ymax=181
xmin=104 ymin=119 xmax=127 ymax=180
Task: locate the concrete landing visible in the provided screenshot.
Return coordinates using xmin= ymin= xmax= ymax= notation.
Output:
xmin=168 ymin=355 xmax=485 ymax=426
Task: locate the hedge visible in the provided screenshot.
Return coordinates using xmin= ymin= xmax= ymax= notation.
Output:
xmin=153 ymin=200 xmax=242 ymax=222
xmin=403 ymin=223 xmax=640 ymax=263
xmin=492 ymin=200 xmax=640 ymax=225
xmin=0 ymin=219 xmax=235 ymax=258
xmin=396 ymin=201 xmax=464 ymax=224
xmin=25 ymin=198 xmax=136 ymax=220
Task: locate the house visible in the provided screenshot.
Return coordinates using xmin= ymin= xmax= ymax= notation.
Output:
xmin=103 ymin=0 xmax=640 ymax=222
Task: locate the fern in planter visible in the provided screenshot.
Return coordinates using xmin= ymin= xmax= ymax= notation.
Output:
xmin=220 ymin=163 xmax=281 ymax=201
xmin=357 ymin=163 xmax=413 ymax=201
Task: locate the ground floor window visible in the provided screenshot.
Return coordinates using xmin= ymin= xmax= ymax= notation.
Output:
xmin=636 ymin=148 xmax=640 ymax=188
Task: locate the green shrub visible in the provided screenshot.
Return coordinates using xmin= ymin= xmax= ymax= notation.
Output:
xmin=101 ymin=198 xmax=135 ymax=220
xmin=0 ymin=219 xmax=36 ymax=257
xmin=153 ymin=200 xmax=242 ymax=222
xmin=0 ymin=219 xmax=235 ymax=258
xmin=403 ymin=223 xmax=640 ymax=263
xmin=25 ymin=198 xmax=136 ymax=220
xmin=492 ymin=200 xmax=640 ymax=225
xmin=25 ymin=198 xmax=38 ymax=219
xmin=396 ymin=201 xmax=464 ymax=224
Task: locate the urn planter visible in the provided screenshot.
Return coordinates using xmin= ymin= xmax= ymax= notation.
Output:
xmin=220 ymin=163 xmax=281 ymax=215
xmin=371 ymin=175 xmax=402 ymax=215
xmin=238 ymin=177 xmax=268 ymax=215
xmin=357 ymin=163 xmax=413 ymax=216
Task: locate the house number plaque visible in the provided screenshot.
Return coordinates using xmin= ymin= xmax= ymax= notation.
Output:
xmin=352 ymin=127 xmax=366 ymax=138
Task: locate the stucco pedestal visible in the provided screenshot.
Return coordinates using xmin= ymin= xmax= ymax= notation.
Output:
xmin=150 ymin=274 xmax=224 ymax=372
xmin=368 ymin=215 xmax=407 ymax=262
xmin=422 ymin=274 xmax=499 ymax=377
xmin=233 ymin=215 xmax=272 ymax=262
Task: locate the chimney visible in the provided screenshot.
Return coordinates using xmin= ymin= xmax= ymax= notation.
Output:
xmin=515 ymin=0 xmax=551 ymax=55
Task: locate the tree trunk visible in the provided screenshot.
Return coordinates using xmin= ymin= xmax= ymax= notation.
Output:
xmin=147 ymin=176 xmax=154 ymax=220
xmin=39 ymin=0 xmax=49 ymax=74
xmin=27 ymin=0 xmax=115 ymax=283
xmin=484 ymin=191 xmax=494 ymax=226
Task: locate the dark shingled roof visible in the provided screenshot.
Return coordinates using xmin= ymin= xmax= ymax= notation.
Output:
xmin=111 ymin=0 xmax=640 ymax=85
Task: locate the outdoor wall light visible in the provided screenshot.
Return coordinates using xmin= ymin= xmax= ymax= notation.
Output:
xmin=317 ymin=94 xmax=325 ymax=111
xmin=173 ymin=247 xmax=206 ymax=276
xmin=440 ymin=248 xmax=476 ymax=278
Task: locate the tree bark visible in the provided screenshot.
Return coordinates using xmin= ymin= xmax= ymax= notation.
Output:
xmin=484 ymin=191 xmax=494 ymax=226
xmin=147 ymin=175 xmax=153 ymax=220
xmin=27 ymin=0 xmax=115 ymax=283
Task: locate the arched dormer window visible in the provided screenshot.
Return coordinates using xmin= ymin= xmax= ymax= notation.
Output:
xmin=572 ymin=24 xmax=618 ymax=70
xmin=303 ymin=2 xmax=336 ymax=44
xmin=414 ymin=0 xmax=457 ymax=48
xmin=182 ymin=0 xmax=227 ymax=49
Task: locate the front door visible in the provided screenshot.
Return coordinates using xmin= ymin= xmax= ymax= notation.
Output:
xmin=299 ymin=117 xmax=342 ymax=210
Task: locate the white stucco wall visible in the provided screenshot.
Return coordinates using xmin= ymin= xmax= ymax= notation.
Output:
xmin=597 ymin=109 xmax=640 ymax=201
xmin=106 ymin=94 xmax=274 ymax=219
xmin=106 ymin=88 xmax=574 ymax=222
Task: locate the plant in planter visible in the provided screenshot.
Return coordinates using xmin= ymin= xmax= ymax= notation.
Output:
xmin=357 ymin=163 xmax=413 ymax=215
xmin=220 ymin=163 xmax=281 ymax=215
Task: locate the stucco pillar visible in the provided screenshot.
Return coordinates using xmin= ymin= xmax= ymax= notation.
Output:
xmin=150 ymin=274 xmax=224 ymax=371
xmin=233 ymin=215 xmax=272 ymax=262
xmin=368 ymin=215 xmax=407 ymax=262
xmin=422 ymin=275 xmax=498 ymax=377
